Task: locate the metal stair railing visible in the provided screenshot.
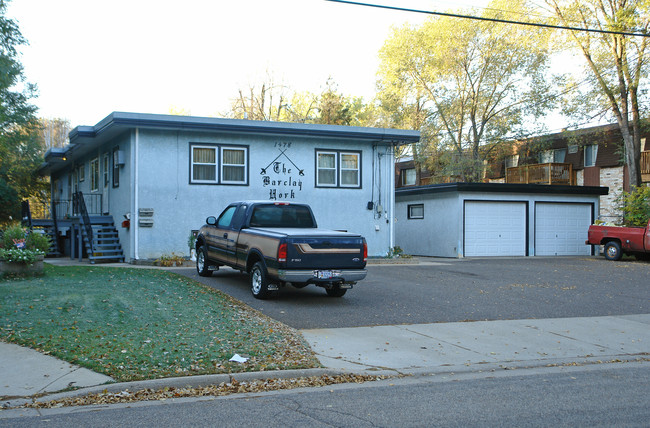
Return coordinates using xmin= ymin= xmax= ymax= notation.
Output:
xmin=73 ymin=191 xmax=94 ymax=254
xmin=49 ymin=199 xmax=61 ymax=255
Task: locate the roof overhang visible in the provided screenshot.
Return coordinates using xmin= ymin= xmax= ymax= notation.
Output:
xmin=396 ymin=182 xmax=609 ymax=197
xmin=43 ymin=112 xmax=420 ymax=176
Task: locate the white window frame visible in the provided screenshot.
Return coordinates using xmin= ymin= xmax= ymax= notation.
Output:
xmin=315 ymin=150 xmax=361 ymax=189
xmin=340 ymin=152 xmax=360 ymax=188
xmin=220 ymin=146 xmax=248 ymax=185
xmin=191 ymin=145 xmax=218 ymax=184
xmin=190 ymin=144 xmax=249 ymax=185
xmin=316 ymin=151 xmax=337 ymax=187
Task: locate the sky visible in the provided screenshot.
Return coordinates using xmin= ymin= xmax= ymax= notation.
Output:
xmin=7 ymin=0 xmax=502 ymax=128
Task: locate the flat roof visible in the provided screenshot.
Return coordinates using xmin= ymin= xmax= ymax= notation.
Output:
xmin=396 ymin=182 xmax=609 ymax=196
xmin=69 ymin=112 xmax=420 ymax=145
xmin=39 ymin=112 xmax=420 ymax=175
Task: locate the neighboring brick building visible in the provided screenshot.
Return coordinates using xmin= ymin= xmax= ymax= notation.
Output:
xmin=396 ymin=124 xmax=650 ymax=223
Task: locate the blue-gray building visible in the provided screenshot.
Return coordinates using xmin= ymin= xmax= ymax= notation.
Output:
xmin=38 ymin=112 xmax=419 ymax=263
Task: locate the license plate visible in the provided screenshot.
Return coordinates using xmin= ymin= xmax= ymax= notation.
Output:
xmin=315 ymin=270 xmax=333 ymax=279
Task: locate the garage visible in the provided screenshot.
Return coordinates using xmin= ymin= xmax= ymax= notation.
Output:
xmin=464 ymin=201 xmax=527 ymax=256
xmin=395 ymin=183 xmax=606 ymax=258
xmin=535 ymin=202 xmax=593 ymax=256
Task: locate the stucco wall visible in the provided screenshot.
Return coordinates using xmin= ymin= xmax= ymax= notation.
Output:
xmin=396 ymin=189 xmax=600 ymax=258
xmin=129 ymin=129 xmax=395 ymax=260
xmin=395 ymin=192 xmax=460 ymax=257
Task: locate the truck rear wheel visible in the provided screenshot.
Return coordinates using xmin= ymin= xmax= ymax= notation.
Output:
xmin=325 ymin=285 xmax=347 ymax=297
xmin=196 ymin=246 xmax=212 ymax=277
xmin=604 ymin=241 xmax=622 ymax=261
xmin=250 ymin=261 xmax=272 ymax=299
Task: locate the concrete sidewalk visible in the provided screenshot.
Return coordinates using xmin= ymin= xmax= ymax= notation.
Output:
xmin=302 ymin=314 xmax=650 ymax=375
xmin=1 ymin=314 xmax=648 ymax=407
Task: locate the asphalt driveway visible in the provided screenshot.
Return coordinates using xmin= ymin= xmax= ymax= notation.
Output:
xmin=171 ymin=257 xmax=650 ymax=330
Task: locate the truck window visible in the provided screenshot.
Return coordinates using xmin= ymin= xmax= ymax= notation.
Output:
xmin=217 ymin=206 xmax=237 ymax=228
xmin=249 ymin=204 xmax=315 ymax=228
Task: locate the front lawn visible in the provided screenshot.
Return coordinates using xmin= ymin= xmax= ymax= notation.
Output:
xmin=0 ymin=264 xmax=319 ymax=382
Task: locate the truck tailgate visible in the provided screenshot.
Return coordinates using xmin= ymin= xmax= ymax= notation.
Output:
xmin=285 ymin=236 xmax=366 ymax=269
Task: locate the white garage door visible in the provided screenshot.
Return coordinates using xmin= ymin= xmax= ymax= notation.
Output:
xmin=464 ymin=201 xmax=527 ymax=257
xmin=535 ymin=203 xmax=592 ymax=256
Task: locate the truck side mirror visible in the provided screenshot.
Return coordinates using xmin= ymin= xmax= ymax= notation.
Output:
xmin=206 ymin=216 xmax=217 ymax=225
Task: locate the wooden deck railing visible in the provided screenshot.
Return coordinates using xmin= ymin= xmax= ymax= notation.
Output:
xmin=506 ymin=163 xmax=575 ymax=185
xmin=642 ymin=150 xmax=650 ymax=175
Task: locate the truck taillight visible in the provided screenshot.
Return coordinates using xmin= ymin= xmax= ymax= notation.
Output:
xmin=278 ymin=243 xmax=287 ymax=263
xmin=363 ymin=241 xmax=368 ymax=262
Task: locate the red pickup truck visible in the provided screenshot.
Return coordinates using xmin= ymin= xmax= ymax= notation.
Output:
xmin=586 ymin=219 xmax=650 ymax=261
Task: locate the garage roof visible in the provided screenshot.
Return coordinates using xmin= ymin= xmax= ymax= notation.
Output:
xmin=395 ymin=182 xmax=609 ymax=196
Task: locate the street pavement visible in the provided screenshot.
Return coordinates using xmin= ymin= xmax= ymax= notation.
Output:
xmin=1 ymin=258 xmax=649 ymax=412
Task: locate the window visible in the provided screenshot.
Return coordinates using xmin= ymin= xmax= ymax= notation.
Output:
xmin=505 ymin=155 xmax=519 ymax=169
xmin=584 ymin=144 xmax=598 ymax=167
xmin=191 ymin=145 xmax=217 ymax=183
xmin=90 ymin=157 xmax=99 ymax=192
xmin=112 ymin=147 xmax=120 ymax=188
xmin=78 ymin=164 xmax=85 ymax=182
xmin=221 ymin=147 xmax=247 ymax=184
xmin=191 ymin=144 xmax=248 ymax=185
xmin=315 ymin=150 xmax=361 ymax=188
xmin=340 ymin=153 xmax=360 ymax=187
xmin=102 ymin=153 xmax=110 ymax=186
xmin=316 ymin=152 xmax=337 ymax=187
xmin=539 ymin=149 xmax=566 ymax=163
xmin=402 ymin=168 xmax=416 ymax=186
xmin=408 ymin=204 xmax=424 ymax=219
xmin=217 ymin=206 xmax=237 ymax=228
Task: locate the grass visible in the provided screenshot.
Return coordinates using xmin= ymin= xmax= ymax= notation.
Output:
xmin=0 ymin=264 xmax=319 ymax=382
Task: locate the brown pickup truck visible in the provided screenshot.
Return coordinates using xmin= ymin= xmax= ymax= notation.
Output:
xmin=586 ymin=219 xmax=650 ymax=261
xmin=195 ymin=201 xmax=368 ymax=299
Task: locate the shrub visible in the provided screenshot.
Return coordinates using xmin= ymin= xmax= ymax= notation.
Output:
xmin=26 ymin=231 xmax=51 ymax=253
xmin=2 ymin=224 xmax=26 ymax=249
xmin=0 ymin=248 xmax=44 ymax=265
xmin=618 ymin=185 xmax=650 ymax=227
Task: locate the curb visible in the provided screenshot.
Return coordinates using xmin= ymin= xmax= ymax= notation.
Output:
xmin=1 ymin=368 xmax=346 ymax=409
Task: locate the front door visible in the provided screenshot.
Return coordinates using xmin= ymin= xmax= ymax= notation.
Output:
xmin=102 ymin=153 xmax=110 ymax=215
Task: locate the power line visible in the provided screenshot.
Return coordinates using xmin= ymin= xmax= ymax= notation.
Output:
xmin=326 ymin=0 xmax=650 ymax=38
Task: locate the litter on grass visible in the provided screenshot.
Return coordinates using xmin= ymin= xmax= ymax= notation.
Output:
xmin=229 ymin=354 xmax=248 ymax=363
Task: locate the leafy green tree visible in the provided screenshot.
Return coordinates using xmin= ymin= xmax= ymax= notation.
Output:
xmin=546 ymin=0 xmax=649 ymax=188
xmin=0 ymin=0 xmax=41 ymax=225
xmin=377 ymin=0 xmax=556 ymax=182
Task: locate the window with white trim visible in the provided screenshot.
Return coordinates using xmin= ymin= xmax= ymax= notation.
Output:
xmin=221 ymin=147 xmax=247 ymax=184
xmin=316 ymin=150 xmax=361 ymax=188
xmin=316 ymin=151 xmax=337 ymax=187
xmin=191 ymin=144 xmax=248 ymax=185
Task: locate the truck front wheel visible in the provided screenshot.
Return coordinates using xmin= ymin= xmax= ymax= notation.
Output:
xmin=604 ymin=241 xmax=622 ymax=261
xmin=196 ymin=246 xmax=212 ymax=277
xmin=250 ymin=262 xmax=272 ymax=299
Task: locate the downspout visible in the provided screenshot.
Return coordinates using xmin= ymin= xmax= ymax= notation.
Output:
xmin=132 ymin=128 xmax=140 ymax=261
xmin=388 ymin=144 xmax=396 ymax=251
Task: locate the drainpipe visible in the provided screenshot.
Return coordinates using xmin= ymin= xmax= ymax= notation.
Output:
xmin=133 ymin=128 xmax=140 ymax=261
xmin=388 ymin=144 xmax=396 ymax=251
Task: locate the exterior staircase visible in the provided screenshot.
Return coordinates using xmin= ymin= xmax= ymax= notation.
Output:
xmin=81 ymin=217 xmax=125 ymax=263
